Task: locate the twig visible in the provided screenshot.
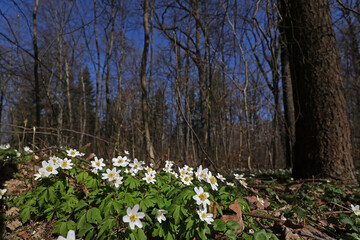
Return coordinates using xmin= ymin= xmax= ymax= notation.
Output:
xmin=321 ymin=210 xmax=352 ymax=215
xmin=242 ymin=212 xmax=284 ymax=222
xmin=295 ymin=230 xmax=327 ymax=240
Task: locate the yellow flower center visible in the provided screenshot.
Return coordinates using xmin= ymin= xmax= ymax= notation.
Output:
xmin=134 ymin=164 xmax=139 ymax=169
xmin=108 ymin=172 xmax=115 ymax=178
xmin=201 ymin=212 xmax=207 ymax=219
xmin=147 ymin=177 xmax=152 ymax=181
xmin=46 ymin=165 xmax=53 ymax=172
xmin=158 ymin=212 xmax=163 ymax=217
xmin=118 ymin=159 xmax=124 ymax=163
xmin=70 ymin=151 xmax=76 ymax=155
xmin=210 ymin=176 xmax=217 ymax=183
xmin=355 ymin=209 xmax=360 ymax=213
xmin=41 ymin=173 xmax=45 ymax=177
xmin=241 ymin=180 xmax=247 ymax=185
xmin=184 ymin=176 xmax=190 ymax=182
xmin=62 ymin=161 xmax=68 ymax=167
xmin=200 ymin=172 xmax=206 ymax=178
xmin=199 ymin=193 xmax=207 ymax=200
xmin=96 ymin=161 xmax=101 ymax=166
xmin=130 ymin=213 xmax=138 ymax=222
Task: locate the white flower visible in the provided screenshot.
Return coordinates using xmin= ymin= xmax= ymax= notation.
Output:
xmin=165 ymin=160 xmax=174 ymax=167
xmin=49 ymin=156 xmax=61 ymax=167
xmin=195 ymin=165 xmax=208 ymax=182
xmin=143 ymin=173 xmax=156 ymax=184
xmin=42 ymin=161 xmax=58 ymax=176
xmin=145 ymin=166 xmax=156 ymax=175
xmin=281 ymin=215 xmax=287 ymax=221
xmin=197 ymin=207 xmax=214 ymax=225
xmin=184 ymin=165 xmax=194 ymax=174
xmin=91 ymin=157 xmax=106 ymax=170
xmin=15 ymin=150 xmax=21 ymax=157
xmin=66 ymin=149 xmax=81 ymax=158
xmin=124 ymin=168 xmax=136 ymax=176
xmin=0 ymin=189 xmax=7 ymax=199
xmin=59 ymin=158 xmax=73 ymax=170
xmin=234 ymin=173 xmax=245 ymax=180
xmin=179 ymin=167 xmax=188 ymax=177
xmin=156 ymin=209 xmax=168 ymax=223
xmin=226 ymin=182 xmax=234 ymax=186
xmin=180 ymin=174 xmax=193 ymax=185
xmin=216 ymin=173 xmax=226 ymax=182
xmin=0 ymin=143 xmax=10 ymax=150
xmin=57 ymin=229 xmax=76 ymax=240
xmin=193 ymin=186 xmax=211 ymax=208
xmin=91 ymin=168 xmax=99 ymax=175
xmin=257 ymin=195 xmax=264 ymax=206
xmin=163 ymin=165 xmax=173 ymax=173
xmin=123 ymin=204 xmax=145 ymax=230
xmin=129 ymin=158 xmax=144 ymax=173
xmin=351 ymin=204 xmax=360 ymax=216
xmin=239 ymin=179 xmax=248 ymax=189
xmin=112 ymin=156 xmax=129 ymax=167
xmin=124 ymin=150 xmax=129 ymax=155
xmin=207 ymin=172 xmax=218 ymax=191
xmin=110 ymin=176 xmax=124 ymax=188
xmin=102 ymin=167 xmax=120 ymax=181
xmin=34 ymin=168 xmax=47 ymax=180
xmin=24 ymin=146 xmax=33 ymax=154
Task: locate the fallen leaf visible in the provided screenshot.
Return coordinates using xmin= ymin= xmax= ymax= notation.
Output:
xmin=220 ymin=199 xmax=244 ymax=234
xmin=6 ymin=219 xmax=22 ymax=231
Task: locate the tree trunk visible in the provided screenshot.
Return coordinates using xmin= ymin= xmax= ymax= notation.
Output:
xmin=278 ymin=5 xmax=295 ymax=169
xmin=33 ymin=0 xmax=40 ymax=127
xmin=141 ymin=0 xmax=155 ymax=163
xmin=281 ymin=0 xmax=357 ymax=183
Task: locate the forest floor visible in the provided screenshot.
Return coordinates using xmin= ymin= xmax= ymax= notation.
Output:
xmin=1 ymin=156 xmax=360 ymax=240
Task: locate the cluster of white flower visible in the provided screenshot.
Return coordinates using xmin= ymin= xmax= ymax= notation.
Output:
xmin=234 ymin=173 xmax=248 ymax=189
xmin=34 ymin=155 xmax=74 ymax=180
xmin=0 ymin=143 xmax=10 ymax=150
xmin=143 ymin=166 xmax=156 ymax=184
xmin=193 ymin=186 xmax=214 ymax=224
xmin=102 ymin=167 xmax=123 ymax=188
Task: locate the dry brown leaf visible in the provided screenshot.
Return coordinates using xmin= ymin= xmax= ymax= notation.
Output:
xmin=220 ymin=199 xmax=245 ymax=234
xmin=284 ymin=227 xmax=300 ymax=240
xmin=6 ymin=219 xmax=22 ymax=231
xmin=244 ymin=195 xmax=270 ymax=209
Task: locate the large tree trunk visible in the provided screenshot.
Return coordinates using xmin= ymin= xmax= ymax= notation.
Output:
xmin=141 ymin=0 xmax=155 ymax=163
xmin=281 ymin=0 xmax=357 ymax=183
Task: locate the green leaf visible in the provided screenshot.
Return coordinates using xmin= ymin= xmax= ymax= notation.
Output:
xmin=169 ymin=205 xmax=181 ymax=225
xmin=225 ymin=230 xmax=238 ymax=240
xmin=19 ymin=206 xmax=32 ymax=223
xmin=227 ymin=220 xmax=241 ymax=230
xmin=253 ymin=229 xmax=278 ymax=240
xmin=135 ymin=228 xmax=147 ymax=240
xmin=213 ymin=219 xmax=227 ymax=232
xmin=98 ymin=217 xmax=116 ymax=237
xmin=86 ymin=207 xmax=102 ymax=224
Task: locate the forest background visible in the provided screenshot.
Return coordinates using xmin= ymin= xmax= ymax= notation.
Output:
xmin=0 ymin=0 xmax=360 ymax=177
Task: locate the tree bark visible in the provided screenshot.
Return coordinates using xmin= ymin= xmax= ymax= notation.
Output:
xmin=281 ymin=0 xmax=357 ymax=183
xmin=141 ymin=0 xmax=155 ymax=163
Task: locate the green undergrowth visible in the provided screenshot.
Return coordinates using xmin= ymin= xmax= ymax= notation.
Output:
xmin=0 ymin=146 xmax=359 ymax=239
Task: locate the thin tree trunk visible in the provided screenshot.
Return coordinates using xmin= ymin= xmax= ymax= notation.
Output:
xmin=33 ymin=0 xmax=40 ymax=127
xmin=105 ymin=0 xmax=116 ymax=138
xmin=64 ymin=55 xmax=73 ymax=131
xmin=278 ymin=4 xmax=295 ymax=169
xmin=140 ymin=0 xmax=155 ymax=163
xmin=94 ymin=0 xmax=101 ymax=146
